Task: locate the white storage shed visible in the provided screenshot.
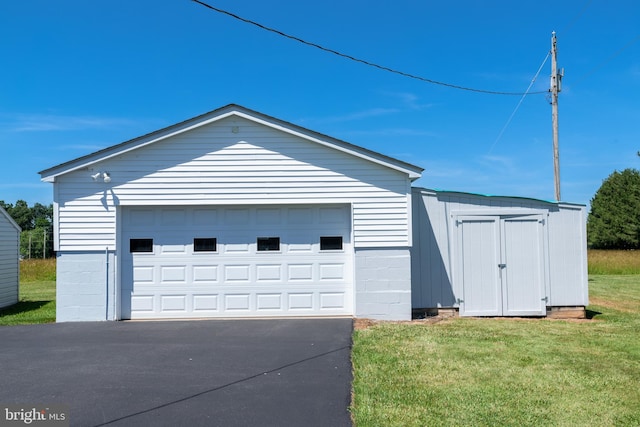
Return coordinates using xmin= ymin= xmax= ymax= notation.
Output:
xmin=0 ymin=205 xmax=21 ymax=309
xmin=411 ymin=188 xmax=588 ymax=317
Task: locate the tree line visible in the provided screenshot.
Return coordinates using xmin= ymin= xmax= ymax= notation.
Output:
xmin=0 ymin=200 xmax=54 ymax=259
xmin=588 ymin=168 xmax=640 ymax=249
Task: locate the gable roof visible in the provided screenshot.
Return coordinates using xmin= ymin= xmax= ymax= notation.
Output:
xmin=0 ymin=205 xmax=21 ymax=232
xmin=39 ymin=104 xmax=424 ymax=182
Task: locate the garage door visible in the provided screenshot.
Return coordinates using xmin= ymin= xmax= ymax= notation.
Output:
xmin=120 ymin=205 xmax=353 ymax=319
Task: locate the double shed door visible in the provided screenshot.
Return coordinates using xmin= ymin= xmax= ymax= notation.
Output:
xmin=454 ymin=214 xmax=547 ymax=317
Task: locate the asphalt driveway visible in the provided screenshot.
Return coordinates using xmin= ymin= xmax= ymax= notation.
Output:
xmin=0 ymin=318 xmax=353 ymax=427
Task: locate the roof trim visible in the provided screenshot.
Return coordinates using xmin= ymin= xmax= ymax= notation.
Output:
xmin=39 ymin=104 xmax=424 ymax=181
xmin=412 ymin=186 xmax=586 ymax=208
xmin=0 ymin=206 xmax=22 ymax=232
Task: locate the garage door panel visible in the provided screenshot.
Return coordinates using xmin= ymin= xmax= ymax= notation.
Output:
xmin=224 ymin=265 xmax=251 ymax=282
xmin=256 ymin=293 xmax=282 ymax=310
xmin=225 ymin=294 xmax=251 ymax=311
xmin=160 ymin=266 xmax=186 ymax=283
xmin=256 ymin=208 xmax=282 ymax=225
xmin=288 ymin=293 xmax=314 ymax=310
xmin=161 ymin=295 xmax=186 ymax=311
xmin=133 ymin=266 xmax=154 ymax=283
xmin=288 ymin=264 xmax=314 ymax=281
xmin=223 ymin=242 xmax=251 ymax=254
xmin=320 ymin=292 xmax=345 ymax=309
xmin=161 ymin=244 xmax=187 ymax=254
xmin=131 ymin=295 xmax=154 ymax=312
xmin=193 ymin=265 xmax=218 ymax=283
xmin=160 ymin=209 xmax=186 ymax=225
xmin=256 ymin=264 xmax=282 ymax=281
xmin=319 ymin=264 xmax=345 ymax=280
xmin=122 ymin=205 xmax=353 ymax=319
xmin=193 ymin=294 xmax=219 ymax=311
xmin=225 ymin=208 xmax=250 ymax=225
xmin=193 ymin=208 xmax=218 ymax=225
xmin=287 ymin=207 xmax=314 ymax=224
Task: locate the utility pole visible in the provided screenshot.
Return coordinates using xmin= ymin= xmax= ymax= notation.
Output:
xmin=550 ymin=31 xmax=563 ymax=201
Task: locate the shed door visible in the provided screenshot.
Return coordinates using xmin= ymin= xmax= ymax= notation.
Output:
xmin=456 ymin=215 xmax=546 ymax=317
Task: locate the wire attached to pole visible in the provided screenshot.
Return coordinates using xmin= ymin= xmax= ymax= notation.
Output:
xmin=191 ymin=0 xmax=549 ymax=96
xmin=488 ymin=51 xmax=551 ymax=154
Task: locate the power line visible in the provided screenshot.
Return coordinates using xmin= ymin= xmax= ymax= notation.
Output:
xmin=560 ymin=0 xmax=593 ymax=34
xmin=191 ymin=0 xmax=548 ymax=96
xmin=572 ymin=34 xmax=640 ymax=85
xmin=488 ymin=51 xmax=551 ymax=154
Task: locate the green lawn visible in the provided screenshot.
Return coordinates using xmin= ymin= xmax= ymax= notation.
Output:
xmin=351 ymin=275 xmax=640 ymax=426
xmin=0 ymin=259 xmax=56 ymax=326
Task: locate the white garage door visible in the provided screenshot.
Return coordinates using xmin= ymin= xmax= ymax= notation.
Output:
xmin=120 ymin=205 xmax=353 ymax=319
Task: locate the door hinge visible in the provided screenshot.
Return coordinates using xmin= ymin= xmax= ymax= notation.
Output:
xmin=456 ymin=298 xmax=464 ymax=304
xmin=541 ymin=296 xmax=549 ymax=303
xmin=498 ymin=263 xmax=506 ymax=268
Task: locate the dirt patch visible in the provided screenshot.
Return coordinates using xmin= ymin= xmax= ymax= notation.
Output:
xmin=589 ymin=297 xmax=636 ymax=313
xmin=353 ymin=314 xmax=457 ymax=330
xmin=353 ymin=318 xmax=378 ymax=330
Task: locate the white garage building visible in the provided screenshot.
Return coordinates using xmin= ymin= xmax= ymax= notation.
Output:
xmin=40 ymin=104 xmax=588 ymax=322
xmin=40 ymin=104 xmax=422 ymax=321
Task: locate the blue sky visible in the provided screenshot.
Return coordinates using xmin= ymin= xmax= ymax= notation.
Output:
xmin=1 ymin=0 xmax=638 ymax=207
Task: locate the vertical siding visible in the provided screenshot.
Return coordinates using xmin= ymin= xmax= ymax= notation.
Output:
xmin=411 ymin=188 xmax=588 ymax=310
xmin=547 ymin=204 xmax=589 ymax=306
xmin=0 ymin=210 xmax=20 ymax=308
xmin=55 ymin=116 xmax=412 ymax=251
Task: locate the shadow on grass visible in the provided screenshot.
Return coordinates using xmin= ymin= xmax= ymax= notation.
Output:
xmin=0 ymin=301 xmax=52 ymax=317
xmin=586 ymin=309 xmax=602 ymax=319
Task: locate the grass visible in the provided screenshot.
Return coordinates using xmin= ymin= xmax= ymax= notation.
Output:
xmin=588 ymin=249 xmax=640 ymax=274
xmin=351 ymin=275 xmax=640 ymax=426
xmin=0 ymin=259 xmax=56 ymax=326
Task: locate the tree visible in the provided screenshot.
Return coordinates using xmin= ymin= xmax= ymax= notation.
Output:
xmin=0 ymin=200 xmax=54 ymax=258
xmin=587 ymin=168 xmax=640 ymax=249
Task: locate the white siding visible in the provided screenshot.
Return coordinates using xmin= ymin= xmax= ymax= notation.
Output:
xmin=0 ymin=207 xmax=20 ymax=309
xmin=54 ymin=116 xmax=412 ymax=251
xmin=411 ymin=188 xmax=588 ymax=311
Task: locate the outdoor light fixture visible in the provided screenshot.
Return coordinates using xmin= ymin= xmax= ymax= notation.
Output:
xmin=91 ymin=171 xmax=112 ymax=183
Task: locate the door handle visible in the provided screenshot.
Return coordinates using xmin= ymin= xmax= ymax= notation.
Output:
xmin=498 ymin=263 xmax=506 ymax=279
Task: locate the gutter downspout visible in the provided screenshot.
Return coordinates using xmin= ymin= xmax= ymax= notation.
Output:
xmin=105 ymin=247 xmax=109 ymax=320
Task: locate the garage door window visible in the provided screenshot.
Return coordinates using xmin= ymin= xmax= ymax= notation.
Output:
xmin=320 ymin=236 xmax=343 ymax=251
xmin=194 ymin=238 xmax=217 ymax=252
xmin=130 ymin=238 xmax=153 ymax=253
xmin=257 ymin=237 xmax=280 ymax=252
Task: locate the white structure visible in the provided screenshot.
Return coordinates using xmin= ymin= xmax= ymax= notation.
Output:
xmin=40 ymin=105 xmax=588 ymax=322
xmin=40 ymin=104 xmax=423 ymax=322
xmin=0 ymin=206 xmax=21 ymax=309
xmin=411 ymin=188 xmax=588 ymax=317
